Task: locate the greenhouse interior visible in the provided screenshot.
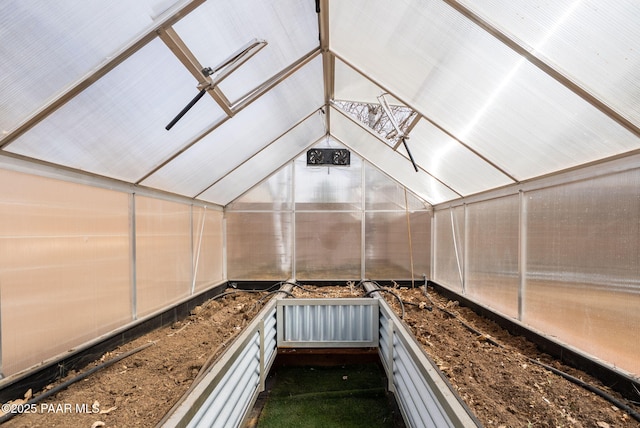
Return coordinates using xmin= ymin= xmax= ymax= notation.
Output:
xmin=1 ymin=0 xmax=639 ymax=426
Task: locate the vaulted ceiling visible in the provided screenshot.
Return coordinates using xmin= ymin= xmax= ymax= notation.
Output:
xmin=1 ymin=0 xmax=639 ymax=206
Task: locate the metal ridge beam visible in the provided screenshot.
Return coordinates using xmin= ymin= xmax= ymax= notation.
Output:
xmin=318 ymin=0 xmax=333 ymax=135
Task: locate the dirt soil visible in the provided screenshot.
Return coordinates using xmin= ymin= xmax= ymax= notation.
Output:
xmin=1 ymin=289 xmax=267 ymax=428
xmin=381 ymin=286 xmax=640 ymax=428
xmin=2 ymin=283 xmax=639 ymax=428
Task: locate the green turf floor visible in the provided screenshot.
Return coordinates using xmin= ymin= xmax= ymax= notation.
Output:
xmin=256 ymin=364 xmax=401 ymax=428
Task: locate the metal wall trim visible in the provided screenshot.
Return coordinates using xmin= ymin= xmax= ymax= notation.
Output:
xmin=130 ymin=194 xmax=137 ymax=321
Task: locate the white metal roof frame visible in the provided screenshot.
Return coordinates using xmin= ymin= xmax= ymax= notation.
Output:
xmin=1 ymin=0 xmax=638 ymax=207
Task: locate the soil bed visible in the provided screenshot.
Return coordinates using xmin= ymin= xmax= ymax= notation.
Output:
xmin=383 ymin=286 xmax=640 ymax=428
xmin=1 ymin=289 xmax=268 ymax=428
xmin=2 ymin=283 xmax=639 ymax=428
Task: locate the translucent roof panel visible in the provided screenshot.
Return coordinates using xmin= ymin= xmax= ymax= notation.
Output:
xmin=199 ymin=113 xmax=325 ymax=206
xmin=6 ymin=39 xmax=225 ymax=182
xmin=0 ymin=0 xmax=186 ymax=137
xmin=225 ymin=165 xmax=293 ymax=212
xmin=398 ymin=119 xmax=513 ymax=196
xmin=331 ymin=106 xmax=459 ymax=205
xmin=334 ymin=58 xmax=512 ymax=195
xmin=142 ymin=56 xmax=324 ymax=196
xmin=460 ymin=0 xmax=640 ymax=127
xmin=458 ymin=59 xmax=640 ymax=180
xmin=334 ymin=59 xmax=404 ymax=106
xmin=173 ymin=0 xmax=319 ymax=105
xmin=330 ymin=0 xmax=640 ymax=181
xmin=2 ymin=0 xmax=638 ymax=207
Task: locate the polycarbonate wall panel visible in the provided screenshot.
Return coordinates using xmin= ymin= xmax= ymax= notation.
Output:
xmin=225 ymin=143 xmax=433 ymax=281
xmin=365 ymin=211 xmax=431 ymax=280
xmin=226 ymin=212 xmax=293 ymax=280
xmin=432 ymin=166 xmax=640 ymax=376
xmin=461 ymin=0 xmax=640 ymax=127
xmin=295 ymin=141 xmax=363 ymax=211
xmin=192 ymin=207 xmax=224 ymax=292
xmin=0 ymin=0 xmax=183 ymax=135
xmin=465 ymin=196 xmax=519 ymax=318
xmin=295 ymin=212 xmax=362 ymax=280
xmin=135 ymin=196 xmax=193 ymax=317
xmin=433 ymin=207 xmax=465 ymax=292
xmin=524 ymin=171 xmax=640 ymax=376
xmin=7 ymin=39 xmax=225 ymax=182
xmin=0 ymin=169 xmax=131 ymax=376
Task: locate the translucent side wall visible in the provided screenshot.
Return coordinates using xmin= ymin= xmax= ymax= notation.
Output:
xmin=0 ymin=168 xmax=224 ymax=378
xmin=433 ymin=167 xmax=640 ymax=377
xmin=226 ymin=145 xmax=431 ymax=281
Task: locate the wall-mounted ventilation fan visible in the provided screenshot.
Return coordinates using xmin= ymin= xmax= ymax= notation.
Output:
xmin=165 ymin=39 xmax=267 ymax=130
xmin=307 ymin=149 xmax=325 ymax=164
xmin=307 ymin=148 xmax=350 ymax=166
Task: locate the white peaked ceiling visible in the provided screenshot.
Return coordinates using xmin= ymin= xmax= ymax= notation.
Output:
xmin=1 ymin=0 xmax=639 ymax=206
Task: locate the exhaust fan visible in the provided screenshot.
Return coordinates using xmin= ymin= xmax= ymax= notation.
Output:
xmin=307 ymin=148 xmax=350 ymax=166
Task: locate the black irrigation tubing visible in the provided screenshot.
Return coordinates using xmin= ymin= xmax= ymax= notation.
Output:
xmin=292 ymin=284 xmax=328 ymax=295
xmin=401 ymin=300 xmax=433 ymax=311
xmin=531 ymin=359 xmax=640 ymax=422
xmin=357 ymin=279 xmax=382 ymax=289
xmin=211 ymin=289 xmax=261 ymax=301
xmin=249 ymin=289 xmax=295 ymax=313
xmin=0 ymin=341 xmax=155 ymax=424
xmin=363 ymin=288 xmax=405 ymax=319
xmin=279 ymin=281 xmax=336 ymax=296
xmin=421 ymin=286 xmax=640 ymax=422
xmin=211 ymin=284 xmax=282 ymax=302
